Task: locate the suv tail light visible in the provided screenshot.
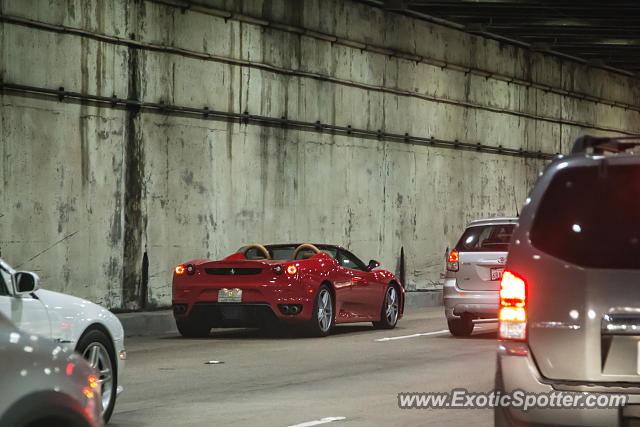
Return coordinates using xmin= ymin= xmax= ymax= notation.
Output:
xmin=446 ymin=250 xmax=459 ymax=272
xmin=499 ymin=270 xmax=527 ymax=341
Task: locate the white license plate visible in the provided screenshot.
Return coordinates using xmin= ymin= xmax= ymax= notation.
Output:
xmin=491 ymin=268 xmax=505 ymax=281
xmin=218 ymin=288 xmax=242 ymax=303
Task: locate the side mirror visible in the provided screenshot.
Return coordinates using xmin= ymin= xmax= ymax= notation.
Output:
xmin=368 ymin=259 xmax=380 ymax=270
xmin=14 ymin=271 xmax=39 ymax=295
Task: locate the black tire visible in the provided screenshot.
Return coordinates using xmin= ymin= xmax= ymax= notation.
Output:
xmin=307 ymin=284 xmax=335 ymax=337
xmin=372 ymin=284 xmax=400 ymax=329
xmin=176 ymin=317 xmax=211 ymax=338
xmin=76 ymin=329 xmax=117 ymax=423
xmin=447 ymin=314 xmax=474 ymax=337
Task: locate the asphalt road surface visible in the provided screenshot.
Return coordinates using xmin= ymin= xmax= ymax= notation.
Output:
xmin=111 ymin=308 xmax=498 ymax=427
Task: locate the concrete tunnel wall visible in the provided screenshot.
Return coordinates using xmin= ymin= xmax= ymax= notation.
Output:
xmin=1 ymin=0 xmax=639 ymax=310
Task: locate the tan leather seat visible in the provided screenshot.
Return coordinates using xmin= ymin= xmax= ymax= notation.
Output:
xmin=295 ymin=250 xmax=316 ymax=260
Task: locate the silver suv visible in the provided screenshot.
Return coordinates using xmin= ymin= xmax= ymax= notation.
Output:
xmin=495 ymin=135 xmax=640 ymax=426
xmin=444 ymin=217 xmax=517 ymax=336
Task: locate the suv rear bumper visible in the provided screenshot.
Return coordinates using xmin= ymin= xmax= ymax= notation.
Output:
xmin=443 ymin=278 xmax=499 ymax=320
xmin=496 ymin=341 xmax=637 ymax=426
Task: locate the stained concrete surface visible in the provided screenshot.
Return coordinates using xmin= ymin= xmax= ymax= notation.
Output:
xmin=1 ymin=0 xmax=638 ymax=310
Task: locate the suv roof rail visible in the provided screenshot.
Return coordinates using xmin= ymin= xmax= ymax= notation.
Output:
xmin=571 ymin=135 xmax=640 ymax=155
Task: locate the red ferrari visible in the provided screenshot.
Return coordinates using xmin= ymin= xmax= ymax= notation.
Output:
xmin=172 ymin=243 xmax=404 ymax=337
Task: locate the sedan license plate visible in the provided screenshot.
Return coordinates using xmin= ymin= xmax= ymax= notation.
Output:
xmin=490 ymin=268 xmax=504 ymax=281
xmin=218 ymin=288 xmax=242 ymax=303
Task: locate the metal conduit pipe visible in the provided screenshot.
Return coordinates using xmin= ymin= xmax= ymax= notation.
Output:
xmin=1 ymin=81 xmax=556 ymax=160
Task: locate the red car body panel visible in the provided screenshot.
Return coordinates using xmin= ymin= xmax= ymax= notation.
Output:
xmin=172 ymin=245 xmax=404 ymax=328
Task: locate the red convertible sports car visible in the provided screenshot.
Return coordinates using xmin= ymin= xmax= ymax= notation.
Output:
xmin=172 ymin=243 xmax=404 ymax=337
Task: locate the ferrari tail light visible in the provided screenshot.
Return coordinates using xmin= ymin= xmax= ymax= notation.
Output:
xmin=186 ymin=264 xmax=196 ymax=275
xmin=499 ymin=270 xmax=527 ymax=341
xmin=175 ymin=265 xmax=185 ymax=275
xmin=446 ymin=250 xmax=459 ymax=272
xmin=272 ymin=265 xmax=283 ymax=275
xmin=286 ymin=265 xmax=297 ymax=275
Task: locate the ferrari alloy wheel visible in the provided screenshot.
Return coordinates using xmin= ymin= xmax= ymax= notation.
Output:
xmin=373 ymin=285 xmax=399 ymax=329
xmin=309 ymin=284 xmax=334 ymax=336
xmin=77 ymin=329 xmax=117 ymax=422
xmin=384 ymin=286 xmax=399 ymax=325
xmin=318 ymin=289 xmax=333 ymax=332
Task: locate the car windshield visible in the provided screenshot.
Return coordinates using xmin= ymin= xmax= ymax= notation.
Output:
xmin=530 ymin=163 xmax=640 ymax=269
xmin=455 ymin=224 xmax=515 ymax=252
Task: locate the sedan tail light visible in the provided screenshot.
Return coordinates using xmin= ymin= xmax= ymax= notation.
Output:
xmin=498 ymin=270 xmax=527 ymax=341
xmin=446 ymin=250 xmax=459 ymax=272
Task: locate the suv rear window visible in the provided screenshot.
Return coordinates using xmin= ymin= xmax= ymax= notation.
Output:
xmin=455 ymin=224 xmax=515 ymax=252
xmin=530 ymin=164 xmax=640 ymax=269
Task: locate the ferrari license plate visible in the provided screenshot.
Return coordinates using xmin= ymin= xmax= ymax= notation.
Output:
xmin=218 ymin=288 xmax=242 ymax=303
xmin=490 ymin=268 xmax=504 ymax=281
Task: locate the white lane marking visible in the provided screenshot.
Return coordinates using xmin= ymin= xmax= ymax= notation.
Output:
xmin=287 ymin=417 xmax=346 ymax=427
xmin=375 ymin=329 xmax=449 ymax=342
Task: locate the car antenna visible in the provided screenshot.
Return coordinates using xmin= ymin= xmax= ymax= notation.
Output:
xmin=512 ymin=186 xmax=519 ymax=217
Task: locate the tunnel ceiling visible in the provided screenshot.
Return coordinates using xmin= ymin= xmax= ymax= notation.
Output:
xmin=362 ymin=0 xmax=640 ymax=76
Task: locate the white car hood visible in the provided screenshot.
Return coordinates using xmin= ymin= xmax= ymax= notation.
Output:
xmin=35 ymin=289 xmax=124 ymax=347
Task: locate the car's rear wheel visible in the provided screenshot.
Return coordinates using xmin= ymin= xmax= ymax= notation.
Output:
xmin=447 ymin=314 xmax=474 ymax=337
xmin=176 ymin=317 xmax=211 ymax=338
xmin=372 ymin=285 xmax=399 ymax=329
xmin=308 ymin=284 xmax=334 ymax=337
xmin=76 ymin=329 xmax=117 ymax=423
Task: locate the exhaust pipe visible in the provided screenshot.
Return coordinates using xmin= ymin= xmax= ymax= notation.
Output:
xmin=278 ymin=304 xmax=302 ymax=315
xmin=173 ymin=304 xmax=188 ymax=315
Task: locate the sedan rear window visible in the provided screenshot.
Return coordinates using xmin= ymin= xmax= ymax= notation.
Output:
xmin=455 ymin=224 xmax=515 ymax=252
xmin=530 ymin=164 xmax=640 ymax=269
